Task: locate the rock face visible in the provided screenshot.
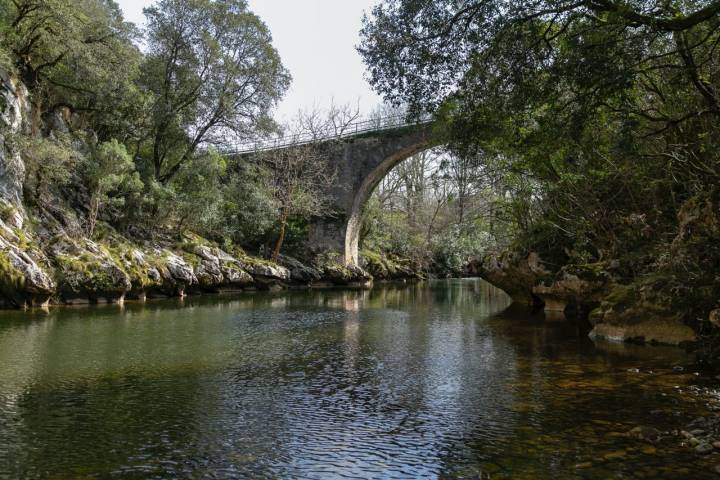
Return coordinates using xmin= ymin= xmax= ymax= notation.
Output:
xmin=360 ymin=250 xmax=423 ymax=281
xmin=320 ymin=260 xmax=373 ymax=287
xmin=50 ymin=236 xmax=131 ymax=303
xmin=586 ymin=193 xmax=720 ymax=346
xmin=589 ymin=284 xmax=697 ymax=346
xmin=533 ymin=263 xmax=616 ymax=313
xmin=186 ymin=245 xmax=254 ymax=291
xmin=277 ymin=254 xmax=323 ymax=284
xmin=0 ymin=219 xmax=54 ymax=307
xmin=470 ymin=251 xmax=551 ymax=305
xmin=0 ymin=69 xmax=28 ymax=214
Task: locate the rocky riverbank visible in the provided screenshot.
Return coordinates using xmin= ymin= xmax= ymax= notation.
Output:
xmin=0 ymin=207 xmax=384 ymax=308
xmin=467 ymin=190 xmax=720 ymax=347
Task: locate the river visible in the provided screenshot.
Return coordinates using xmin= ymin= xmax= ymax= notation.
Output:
xmin=0 ymin=279 xmax=718 ymax=479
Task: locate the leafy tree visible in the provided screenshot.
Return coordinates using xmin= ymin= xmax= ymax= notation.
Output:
xmin=141 ymin=0 xmax=290 ymax=182
xmin=359 ymin=0 xmax=720 ymax=262
xmin=213 ymin=159 xmax=277 ymax=247
xmin=1 ymin=0 xmax=142 ymax=137
xmin=20 ymin=134 xmax=79 ymax=206
xmin=169 ymin=150 xmax=226 ymax=232
xmin=83 ymin=138 xmax=143 ymax=237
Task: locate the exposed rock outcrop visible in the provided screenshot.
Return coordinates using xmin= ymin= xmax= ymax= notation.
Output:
xmin=0 ymin=68 xmax=28 ymax=215
xmin=533 ymin=263 xmax=616 ymax=313
xmin=185 ymin=244 xmax=254 ymax=291
xmin=0 ymin=218 xmax=54 ymax=307
xmin=277 ymin=254 xmax=323 ymax=284
xmin=360 ymin=249 xmax=424 ymax=281
xmin=469 ymin=251 xmax=551 ymax=305
xmin=50 ymin=236 xmax=131 ymax=303
xmin=589 ymin=283 xmax=697 ymax=345
xmin=318 ymin=255 xmax=373 ymax=287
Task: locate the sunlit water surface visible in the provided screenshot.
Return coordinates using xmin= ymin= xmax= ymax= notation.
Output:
xmin=0 ymin=279 xmax=718 ymax=479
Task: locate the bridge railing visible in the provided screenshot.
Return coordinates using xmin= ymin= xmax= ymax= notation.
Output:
xmin=227 ymin=114 xmax=432 ymax=155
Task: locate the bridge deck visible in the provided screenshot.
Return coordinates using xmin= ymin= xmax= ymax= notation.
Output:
xmin=228 ymin=115 xmax=431 ymax=155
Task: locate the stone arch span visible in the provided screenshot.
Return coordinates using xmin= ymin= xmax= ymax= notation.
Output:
xmin=307 ymin=124 xmax=436 ymax=266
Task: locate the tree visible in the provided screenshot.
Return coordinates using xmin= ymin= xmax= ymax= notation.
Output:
xmin=261 ymin=140 xmax=336 ymax=261
xmin=359 ymin=0 xmax=720 ymax=260
xmin=1 ymin=0 xmax=142 ymax=137
xmin=84 ymin=138 xmax=142 ymax=237
xmin=20 ymin=134 xmax=79 ymax=206
xmin=141 ymin=0 xmax=290 ymax=183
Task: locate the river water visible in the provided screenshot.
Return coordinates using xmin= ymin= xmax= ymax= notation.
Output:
xmin=0 ymin=279 xmax=718 ymax=479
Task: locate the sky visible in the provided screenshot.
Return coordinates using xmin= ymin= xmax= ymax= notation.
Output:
xmin=116 ymin=0 xmax=384 ymax=121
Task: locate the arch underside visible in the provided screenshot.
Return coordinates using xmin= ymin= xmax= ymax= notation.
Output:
xmin=344 ymin=141 xmax=434 ymax=266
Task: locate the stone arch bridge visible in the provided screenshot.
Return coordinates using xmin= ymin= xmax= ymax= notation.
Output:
xmin=231 ymin=117 xmax=435 ymax=266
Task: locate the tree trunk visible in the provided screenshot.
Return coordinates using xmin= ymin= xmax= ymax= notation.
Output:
xmin=87 ymin=194 xmax=100 ymax=238
xmin=272 ymin=207 xmax=288 ymax=261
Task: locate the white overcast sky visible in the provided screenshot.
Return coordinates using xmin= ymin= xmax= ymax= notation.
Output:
xmin=116 ymin=0 xmax=383 ymax=121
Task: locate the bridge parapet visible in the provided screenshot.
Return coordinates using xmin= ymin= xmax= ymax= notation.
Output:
xmin=228 ymin=114 xmax=432 ymax=155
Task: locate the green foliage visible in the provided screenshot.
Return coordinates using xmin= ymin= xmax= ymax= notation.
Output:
xmin=214 ymin=161 xmax=277 ymax=247
xmin=167 ymin=149 xmax=226 ymax=232
xmin=140 ymin=0 xmax=290 ymax=181
xmin=83 ymin=138 xmax=143 ymax=236
xmin=2 ymin=0 xmax=143 ymax=138
xmin=20 ymin=135 xmax=80 ymax=205
xmin=360 ymin=0 xmax=720 ymax=270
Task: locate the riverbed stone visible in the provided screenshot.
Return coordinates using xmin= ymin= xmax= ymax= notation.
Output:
xmin=696 ymin=443 xmax=714 ymax=454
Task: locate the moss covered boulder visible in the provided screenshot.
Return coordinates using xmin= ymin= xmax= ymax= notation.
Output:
xmin=360 ymin=250 xmax=423 ymax=281
xmin=0 ymin=226 xmax=54 ymax=307
xmin=277 ymin=254 xmax=323 ymax=284
xmin=185 ymin=244 xmax=253 ymax=291
xmin=50 ymin=236 xmax=131 ymax=303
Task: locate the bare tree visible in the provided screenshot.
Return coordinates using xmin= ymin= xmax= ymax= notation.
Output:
xmin=261 ymin=105 xmax=358 ymax=260
xmin=295 ymin=99 xmax=361 ymax=140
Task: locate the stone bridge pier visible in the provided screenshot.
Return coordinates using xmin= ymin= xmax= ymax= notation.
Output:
xmin=308 ymin=124 xmax=434 ymax=265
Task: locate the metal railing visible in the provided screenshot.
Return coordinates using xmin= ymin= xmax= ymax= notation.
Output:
xmin=228 ymin=114 xmax=431 ymax=155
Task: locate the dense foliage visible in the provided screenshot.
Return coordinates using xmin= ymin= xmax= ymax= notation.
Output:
xmin=361 ymin=148 xmax=514 ymax=275
xmin=0 ymin=0 xmax=313 ymax=256
xmin=359 ymin=0 xmax=720 ymax=260
xmin=359 ymin=0 xmax=720 ymax=346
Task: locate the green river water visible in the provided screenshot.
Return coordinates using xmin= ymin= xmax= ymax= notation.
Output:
xmin=0 ymin=279 xmax=718 ymax=479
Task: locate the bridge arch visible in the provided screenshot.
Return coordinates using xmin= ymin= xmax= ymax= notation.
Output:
xmin=306 ymin=123 xmax=436 ymax=266
xmin=232 ymin=118 xmax=437 ymax=267
xmin=343 ymin=136 xmax=434 ymax=265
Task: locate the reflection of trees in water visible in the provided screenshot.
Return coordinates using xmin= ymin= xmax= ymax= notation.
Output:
xmin=255 ymin=279 xmax=523 ymax=477
xmin=0 ymin=281 xmax=701 ymax=478
xmin=439 ymin=300 xmax=701 ymax=478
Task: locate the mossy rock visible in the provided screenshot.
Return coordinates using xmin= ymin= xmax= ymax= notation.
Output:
xmin=0 ymin=250 xmax=26 ymax=295
xmin=54 ymin=252 xmax=130 ymax=298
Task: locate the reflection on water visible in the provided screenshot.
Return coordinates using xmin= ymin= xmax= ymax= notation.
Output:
xmin=0 ymin=279 xmax=716 ymax=479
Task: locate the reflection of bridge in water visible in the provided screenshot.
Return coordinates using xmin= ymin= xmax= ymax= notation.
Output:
xmin=231 ymin=116 xmax=436 ymax=266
